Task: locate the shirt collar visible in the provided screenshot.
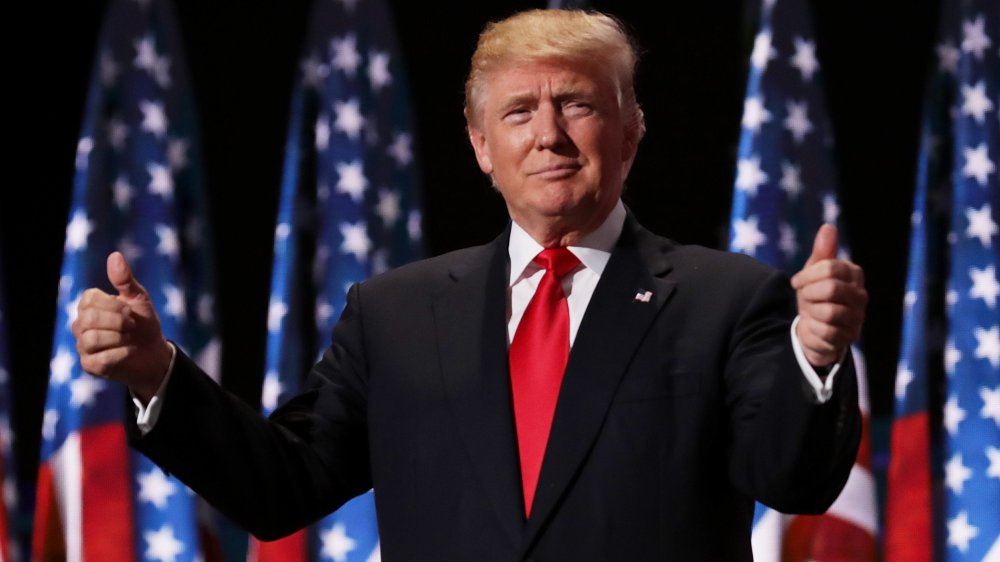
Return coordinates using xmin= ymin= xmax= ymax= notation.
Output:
xmin=508 ymin=200 xmax=626 ymax=286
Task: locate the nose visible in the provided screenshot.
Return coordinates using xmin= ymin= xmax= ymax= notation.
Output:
xmin=533 ymin=103 xmax=566 ymax=150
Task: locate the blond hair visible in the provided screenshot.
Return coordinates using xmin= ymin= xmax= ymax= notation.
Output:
xmin=464 ymin=9 xmax=645 ymax=138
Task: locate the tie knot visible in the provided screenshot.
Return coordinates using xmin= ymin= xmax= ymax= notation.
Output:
xmin=535 ymin=247 xmax=580 ymax=279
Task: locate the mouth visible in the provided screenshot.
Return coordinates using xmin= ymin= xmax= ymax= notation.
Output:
xmin=529 ymin=162 xmax=582 ymax=179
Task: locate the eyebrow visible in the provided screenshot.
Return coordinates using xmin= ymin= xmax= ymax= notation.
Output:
xmin=495 ymin=87 xmax=595 ymax=113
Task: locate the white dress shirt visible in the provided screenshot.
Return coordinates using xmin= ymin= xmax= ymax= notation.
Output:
xmin=136 ymin=200 xmax=838 ymax=434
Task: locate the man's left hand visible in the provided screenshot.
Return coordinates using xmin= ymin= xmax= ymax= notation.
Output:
xmin=791 ymin=224 xmax=868 ymax=368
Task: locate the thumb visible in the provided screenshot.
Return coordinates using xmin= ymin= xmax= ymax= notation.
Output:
xmin=107 ymin=252 xmax=147 ymax=300
xmin=805 ymin=223 xmax=838 ymax=267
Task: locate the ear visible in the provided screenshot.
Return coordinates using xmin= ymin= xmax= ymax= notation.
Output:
xmin=620 ymin=110 xmax=644 ymax=178
xmin=467 ymin=124 xmax=494 ymax=175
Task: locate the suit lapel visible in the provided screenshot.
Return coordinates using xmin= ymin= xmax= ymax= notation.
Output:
xmin=520 ymin=220 xmax=678 ymax=554
xmin=432 ymin=229 xmax=524 ymax=548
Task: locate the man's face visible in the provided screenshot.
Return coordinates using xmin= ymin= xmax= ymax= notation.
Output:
xmin=468 ymin=59 xmax=639 ymax=241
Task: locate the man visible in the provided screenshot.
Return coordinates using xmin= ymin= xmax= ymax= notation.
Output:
xmin=73 ymin=9 xmax=866 ymax=560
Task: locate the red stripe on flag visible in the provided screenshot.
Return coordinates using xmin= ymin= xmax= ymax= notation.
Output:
xmin=248 ymin=530 xmax=308 ymax=562
xmin=32 ymin=463 xmax=66 ymax=562
xmin=81 ymin=424 xmax=136 ymax=562
xmin=885 ymin=413 xmax=933 ymax=562
xmin=856 ymin=415 xmax=872 ymax=470
xmin=783 ymin=512 xmax=876 ymax=561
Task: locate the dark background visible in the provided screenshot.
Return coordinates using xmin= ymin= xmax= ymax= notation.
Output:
xmin=3 ymin=0 xmax=937 ymax=520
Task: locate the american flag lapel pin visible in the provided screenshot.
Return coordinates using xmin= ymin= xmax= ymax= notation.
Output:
xmin=634 ymin=290 xmax=653 ymax=303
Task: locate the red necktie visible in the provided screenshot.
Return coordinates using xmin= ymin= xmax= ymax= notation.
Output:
xmin=509 ymin=247 xmax=581 ymax=517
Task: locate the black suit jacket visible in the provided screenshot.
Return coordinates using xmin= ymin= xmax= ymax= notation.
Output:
xmin=129 ymin=218 xmax=861 ymax=561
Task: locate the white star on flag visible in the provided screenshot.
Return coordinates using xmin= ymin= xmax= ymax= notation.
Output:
xmin=948 ymin=510 xmax=979 ymax=553
xmin=138 ymin=468 xmax=178 ymax=509
xmin=969 ymin=266 xmax=1000 ymax=307
xmin=974 ymin=325 xmax=1000 ymax=367
xmin=114 ymin=176 xmax=134 ymax=209
xmin=963 ymin=143 xmax=996 ymax=186
xmin=938 ymin=41 xmax=961 ymax=74
xmin=944 ymin=395 xmax=967 ymax=436
xmin=408 ymin=209 xmax=422 ymax=241
xmin=330 ymin=34 xmax=361 ymax=76
xmin=163 ymin=285 xmax=185 ymax=319
xmin=986 ymin=446 xmax=1000 ymax=478
xmin=153 ymin=55 xmax=171 ymax=88
xmin=336 ymin=160 xmax=368 ymax=202
xmin=134 ymin=35 xmax=159 ymax=74
xmin=961 ymin=15 xmax=993 ymax=59
xmin=895 ymin=364 xmax=914 ymax=401
xmin=156 ymin=224 xmax=180 ymax=258
xmin=50 ymin=347 xmax=76 ymax=385
xmin=750 ymin=31 xmax=776 ymax=70
xmin=790 ymin=37 xmax=819 ymax=81
xmin=730 ymin=216 xmax=767 ymax=256
xmin=64 ymin=292 xmax=83 ymax=329
xmin=69 ymin=376 xmax=105 ymax=408
xmin=268 ymin=298 xmax=289 ymax=333
xmin=119 ymin=236 xmax=144 ymax=263
xmin=961 ymin=81 xmax=995 ymax=123
xmin=100 ymin=51 xmax=119 ymax=86
xmin=368 ymin=50 xmax=392 ymax=90
xmin=107 ymin=117 xmax=129 ymax=151
xmin=334 ymin=98 xmax=366 ymax=140
xmin=316 ymin=299 xmax=335 ymax=329
xmin=139 ymin=100 xmax=168 ymax=138
xmin=144 ymin=524 xmax=185 ymax=562
xmin=945 ymin=339 xmax=962 ymax=374
xmin=388 ymin=132 xmax=413 ymax=166
xmin=376 ymin=190 xmax=401 ymax=226
xmin=76 ymin=137 xmax=93 ymax=170
xmin=41 ymin=410 xmax=59 ymax=441
xmin=261 ymin=371 xmax=284 ymax=413
xmin=981 ymin=386 xmax=1000 ymax=426
xmin=340 ymin=222 xmax=373 ymax=262
xmin=784 ymin=100 xmax=813 ymax=143
xmin=275 ymin=223 xmax=291 ymax=244
xmin=945 ymin=453 xmax=974 ymax=494
xmin=778 ymin=223 xmax=797 ymax=258
xmin=147 ymin=162 xmax=174 ymax=199
xmin=65 ymin=211 xmax=95 ymax=252
xmin=198 ymin=294 xmax=214 ymax=324
xmin=965 ymin=204 xmax=998 ymax=246
xmin=320 ymin=522 xmax=357 ymax=562
xmin=316 ymin=118 xmax=331 ymax=151
xmin=779 ymin=162 xmax=803 ymax=197
xmin=742 ymin=96 xmax=771 ymax=133
xmin=301 ymin=54 xmax=329 ymax=89
xmin=735 ymin=156 xmax=769 ymax=195
xmin=167 ymin=138 xmax=188 ymax=171
xmin=823 ymin=194 xmax=840 ymax=224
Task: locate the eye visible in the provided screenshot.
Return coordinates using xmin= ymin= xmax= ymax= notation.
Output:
xmin=563 ymin=101 xmax=594 ymax=117
xmin=502 ymin=107 xmax=532 ymax=124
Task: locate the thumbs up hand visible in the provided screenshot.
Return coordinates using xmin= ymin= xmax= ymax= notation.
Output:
xmin=790 ymin=224 xmax=868 ymax=368
xmin=71 ymin=252 xmax=173 ymax=401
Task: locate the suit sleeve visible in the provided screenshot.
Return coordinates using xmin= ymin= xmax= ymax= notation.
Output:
xmin=724 ymin=267 xmax=861 ymax=514
xmin=126 ymin=284 xmax=372 ymax=540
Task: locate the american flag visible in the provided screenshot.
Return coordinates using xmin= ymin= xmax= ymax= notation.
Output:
xmin=247 ymin=0 xmax=422 ymax=561
xmin=32 ymin=0 xmax=222 ymax=560
xmin=727 ymin=0 xmax=877 ymax=559
xmin=887 ymin=1 xmax=1000 ymax=561
xmin=0 ymin=249 xmax=18 ymax=562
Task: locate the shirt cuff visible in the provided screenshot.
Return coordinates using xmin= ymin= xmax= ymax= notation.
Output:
xmin=789 ymin=316 xmax=842 ymax=403
xmin=131 ymin=342 xmax=176 ymax=435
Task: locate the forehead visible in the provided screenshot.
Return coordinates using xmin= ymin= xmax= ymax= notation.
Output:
xmin=481 ymin=58 xmax=614 ymax=104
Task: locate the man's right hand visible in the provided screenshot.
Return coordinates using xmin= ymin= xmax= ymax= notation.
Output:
xmin=71 ymin=252 xmax=173 ymax=403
